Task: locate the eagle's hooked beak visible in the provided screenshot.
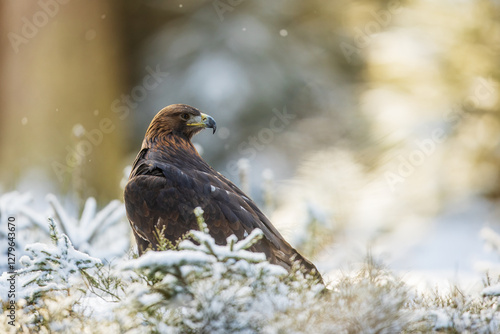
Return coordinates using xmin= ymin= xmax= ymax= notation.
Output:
xmin=201 ymin=113 xmax=217 ymax=134
xmin=187 ymin=113 xmax=217 ymax=134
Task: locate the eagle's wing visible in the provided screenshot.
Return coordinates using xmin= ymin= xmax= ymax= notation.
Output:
xmin=124 ymin=149 xmax=202 ymax=252
xmin=124 ymin=149 xmax=318 ymax=273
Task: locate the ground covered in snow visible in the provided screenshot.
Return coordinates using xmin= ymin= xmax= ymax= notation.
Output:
xmin=2 ymin=192 xmax=500 ymax=333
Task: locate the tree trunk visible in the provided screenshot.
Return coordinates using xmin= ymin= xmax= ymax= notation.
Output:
xmin=0 ymin=0 xmax=126 ymax=205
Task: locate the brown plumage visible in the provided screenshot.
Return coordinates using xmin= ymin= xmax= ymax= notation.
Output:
xmin=124 ymin=104 xmax=321 ymax=279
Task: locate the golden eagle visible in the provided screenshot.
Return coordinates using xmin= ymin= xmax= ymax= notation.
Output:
xmin=124 ymin=104 xmax=321 ymax=278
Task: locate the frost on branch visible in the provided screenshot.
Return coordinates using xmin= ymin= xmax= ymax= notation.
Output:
xmin=121 ymin=207 xmax=282 ymax=280
xmin=46 ymin=194 xmax=129 ymax=260
xmin=178 ymin=206 xmax=266 ymax=264
xmin=0 ymin=191 xmax=129 ymax=271
xmin=411 ymin=286 xmax=500 ymax=332
xmin=0 ymin=191 xmax=32 ymax=223
xmin=13 ymin=219 xmax=102 ymax=302
xmin=0 ymin=191 xmax=49 ymax=273
xmin=117 ymin=207 xmax=299 ymax=333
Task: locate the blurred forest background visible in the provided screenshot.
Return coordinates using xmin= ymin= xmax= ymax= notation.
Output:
xmin=1 ymin=0 xmax=500 ymax=286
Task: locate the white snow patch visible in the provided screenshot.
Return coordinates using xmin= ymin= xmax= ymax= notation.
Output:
xmin=482 ymin=283 xmax=500 ymax=296
xmin=194 ymin=206 xmax=204 ymax=217
xmin=431 ymin=310 xmax=452 ymax=330
xmin=121 ymin=250 xmax=215 ymax=271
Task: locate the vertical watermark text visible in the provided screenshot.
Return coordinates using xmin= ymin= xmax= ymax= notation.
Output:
xmin=6 ymin=216 xmax=17 ymax=327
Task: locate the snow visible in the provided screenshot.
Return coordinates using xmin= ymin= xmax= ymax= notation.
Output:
xmin=0 ymin=221 xmax=102 ymax=302
xmin=0 ymin=271 xmax=15 ymax=301
xmin=178 ymin=228 xmax=266 ymax=263
xmin=481 ymin=226 xmax=500 ymax=254
xmin=0 ymin=191 xmax=32 ymax=217
xmin=482 ymin=283 xmax=500 ymax=296
xmin=3 ymin=192 xmax=500 ymax=332
xmin=121 ymin=250 xmax=215 ymax=272
xmin=46 ymin=193 xmax=129 ymax=260
xmin=314 ymin=196 xmax=500 ymax=294
xmin=78 ymin=295 xmax=118 ymax=320
xmin=431 ymin=310 xmax=452 ymax=330
xmin=387 ymin=199 xmax=499 ymax=292
xmin=193 ymin=206 xmax=204 ymax=217
xmin=0 ymin=191 xmax=129 ymax=275
xmin=109 ymin=223 xmax=304 ymax=333
xmin=3 ymin=203 xmax=500 ymax=333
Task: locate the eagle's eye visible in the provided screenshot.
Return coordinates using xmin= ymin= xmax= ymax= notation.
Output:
xmin=181 ymin=113 xmax=190 ymax=120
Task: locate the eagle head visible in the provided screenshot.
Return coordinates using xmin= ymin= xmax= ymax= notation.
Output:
xmin=145 ymin=104 xmax=217 ymax=140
